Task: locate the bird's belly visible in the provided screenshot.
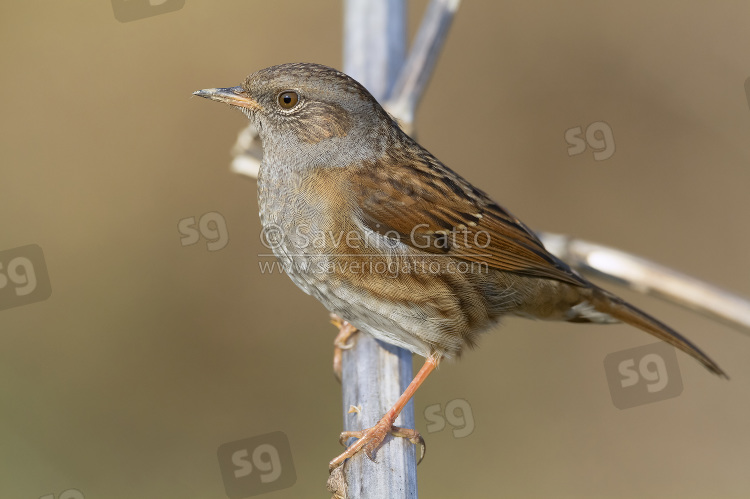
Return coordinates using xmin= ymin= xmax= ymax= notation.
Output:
xmin=324 ymin=253 xmax=516 ymax=358
xmin=271 ymin=236 xmax=515 ymax=358
xmin=258 ymin=176 xmax=515 ymax=358
xmin=261 ymin=235 xmax=427 ymax=356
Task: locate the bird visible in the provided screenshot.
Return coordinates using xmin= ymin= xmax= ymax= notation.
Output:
xmin=194 ymin=62 xmax=727 ymax=472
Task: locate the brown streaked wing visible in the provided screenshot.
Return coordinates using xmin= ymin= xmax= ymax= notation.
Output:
xmin=351 ymin=148 xmax=587 ymax=287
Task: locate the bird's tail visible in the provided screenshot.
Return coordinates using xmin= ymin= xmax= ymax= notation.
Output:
xmin=586 ymin=286 xmax=727 ymax=378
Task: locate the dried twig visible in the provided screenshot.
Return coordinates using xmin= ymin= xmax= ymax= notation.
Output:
xmin=539 ymin=232 xmax=750 ymax=334
xmin=386 ymin=0 xmax=462 ymax=127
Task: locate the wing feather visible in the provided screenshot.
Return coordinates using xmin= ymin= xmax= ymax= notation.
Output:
xmin=351 ymin=146 xmax=586 ymax=287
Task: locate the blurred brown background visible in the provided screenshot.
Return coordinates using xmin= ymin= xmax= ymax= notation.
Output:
xmin=2 ymin=1 xmax=749 ymax=498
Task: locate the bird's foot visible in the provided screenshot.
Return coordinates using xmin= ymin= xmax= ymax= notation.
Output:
xmin=330 ymin=313 xmax=358 ymax=381
xmin=328 ymin=416 xmax=425 ymax=472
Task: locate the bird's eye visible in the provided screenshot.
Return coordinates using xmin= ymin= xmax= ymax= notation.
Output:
xmin=278 ymin=91 xmax=299 ymax=109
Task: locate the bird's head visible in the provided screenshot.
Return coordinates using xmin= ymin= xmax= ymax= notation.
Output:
xmin=194 ymin=63 xmax=397 ymax=166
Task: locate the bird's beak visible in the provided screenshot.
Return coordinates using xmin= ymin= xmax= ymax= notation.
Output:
xmin=193 ymin=86 xmax=262 ymax=112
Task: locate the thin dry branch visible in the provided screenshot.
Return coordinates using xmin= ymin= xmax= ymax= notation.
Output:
xmin=539 ymin=232 xmax=750 ymax=334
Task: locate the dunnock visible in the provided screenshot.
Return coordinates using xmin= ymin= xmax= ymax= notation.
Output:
xmin=194 ymin=62 xmax=726 ymax=471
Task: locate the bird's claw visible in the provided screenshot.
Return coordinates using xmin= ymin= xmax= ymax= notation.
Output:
xmin=390 ymin=425 xmax=426 ymax=465
xmin=331 ymin=314 xmax=358 ymax=381
xmin=331 ymin=421 xmax=425 ymax=471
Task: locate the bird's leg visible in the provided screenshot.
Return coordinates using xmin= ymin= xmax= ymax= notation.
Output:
xmin=330 ymin=313 xmax=358 ymax=382
xmin=329 ymin=355 xmax=439 ymax=472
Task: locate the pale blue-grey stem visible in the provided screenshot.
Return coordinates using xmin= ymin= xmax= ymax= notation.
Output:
xmin=387 ymin=0 xmax=462 ymax=124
